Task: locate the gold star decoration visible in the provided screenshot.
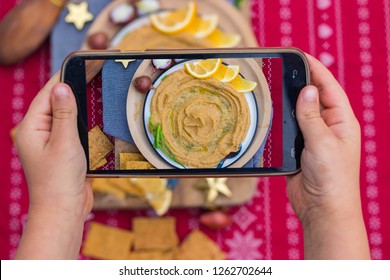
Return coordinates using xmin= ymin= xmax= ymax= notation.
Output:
xmin=65 ymin=2 xmax=94 ymax=30
xmin=115 ymin=59 xmax=136 ymax=69
xmin=198 ymin=178 xmax=231 ymax=204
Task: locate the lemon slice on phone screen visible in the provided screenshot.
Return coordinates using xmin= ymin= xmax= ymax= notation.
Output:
xmin=230 ymin=75 xmax=258 ymax=93
xmin=212 ymin=64 xmax=240 ymax=82
xmin=184 ymin=58 xmax=222 ymax=79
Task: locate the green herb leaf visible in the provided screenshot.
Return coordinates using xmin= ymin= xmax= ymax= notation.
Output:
xmin=148 ymin=116 xmax=185 ymax=167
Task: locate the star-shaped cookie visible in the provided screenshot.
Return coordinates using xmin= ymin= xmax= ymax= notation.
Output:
xmin=65 ymin=2 xmax=94 ymax=30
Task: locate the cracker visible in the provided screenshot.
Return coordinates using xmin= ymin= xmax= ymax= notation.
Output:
xmin=120 ymin=153 xmax=146 ymax=170
xmin=133 ymin=217 xmax=179 ymax=250
xmin=88 ymin=125 xmax=114 ymax=168
xmin=125 ymin=161 xmax=155 ymax=170
xmin=91 ymin=158 xmax=107 ymax=170
xmin=110 ymin=178 xmax=144 ymax=197
xmin=82 ymin=222 xmax=134 ymax=260
xmin=127 ymin=249 xmax=177 ymax=260
xmin=174 ymin=230 xmax=226 ymax=260
xmin=92 ymin=178 xmax=126 ymax=200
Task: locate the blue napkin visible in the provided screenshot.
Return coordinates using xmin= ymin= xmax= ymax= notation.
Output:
xmin=101 ymin=60 xmax=142 ymax=143
xmin=50 ymin=0 xmax=111 ymax=74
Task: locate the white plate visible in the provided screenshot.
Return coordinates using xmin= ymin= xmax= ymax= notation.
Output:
xmin=110 ymin=15 xmax=152 ymax=48
xmin=143 ymin=60 xmax=258 ymax=168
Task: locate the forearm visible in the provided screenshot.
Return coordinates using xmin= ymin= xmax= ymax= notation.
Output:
xmin=303 ymin=208 xmax=370 ymax=260
xmin=15 ymin=205 xmax=85 ymax=259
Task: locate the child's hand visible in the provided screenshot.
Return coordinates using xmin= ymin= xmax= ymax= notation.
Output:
xmin=287 ymin=54 xmax=370 ymax=259
xmin=16 ymin=73 xmax=93 ymax=222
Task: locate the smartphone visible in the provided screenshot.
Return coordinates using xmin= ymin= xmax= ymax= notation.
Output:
xmin=61 ymin=48 xmax=309 ymax=177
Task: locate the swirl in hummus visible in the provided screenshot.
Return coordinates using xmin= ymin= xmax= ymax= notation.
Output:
xmin=150 ymin=68 xmax=250 ymax=168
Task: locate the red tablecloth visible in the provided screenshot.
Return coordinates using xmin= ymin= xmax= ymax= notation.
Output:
xmin=1 ymin=0 xmax=389 ymax=260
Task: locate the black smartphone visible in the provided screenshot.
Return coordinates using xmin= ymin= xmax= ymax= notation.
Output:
xmin=61 ymin=48 xmax=309 ymax=177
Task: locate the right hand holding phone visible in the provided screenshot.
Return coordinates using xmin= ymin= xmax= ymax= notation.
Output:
xmin=287 ymin=54 xmax=370 ymax=259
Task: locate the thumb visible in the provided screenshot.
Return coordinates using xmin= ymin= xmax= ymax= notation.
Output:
xmin=49 ymin=83 xmax=78 ymax=144
xmin=296 ymin=85 xmax=330 ymax=145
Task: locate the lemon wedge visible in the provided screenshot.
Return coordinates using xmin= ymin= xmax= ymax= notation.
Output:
xmin=230 ymin=75 xmax=257 ymax=92
xmin=184 ymin=58 xmax=222 ymax=79
xmin=206 ymin=29 xmax=241 ymax=48
xmin=130 ymin=178 xmax=167 ymax=194
xmin=182 ymin=14 xmax=219 ymax=38
xmin=213 ymin=64 xmax=240 ymax=82
xmin=149 ymin=1 xmax=197 ymax=34
xmin=146 ymin=189 xmax=173 ymax=216
xmin=130 ymin=178 xmax=172 ymax=216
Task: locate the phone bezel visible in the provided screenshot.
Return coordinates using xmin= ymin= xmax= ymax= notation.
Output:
xmin=61 ymin=48 xmax=309 ymax=177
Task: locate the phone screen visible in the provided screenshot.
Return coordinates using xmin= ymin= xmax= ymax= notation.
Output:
xmin=62 ymin=50 xmax=308 ymax=176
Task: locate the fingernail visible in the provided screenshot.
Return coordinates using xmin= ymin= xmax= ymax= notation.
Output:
xmin=53 ymin=84 xmax=70 ymax=100
xmin=303 ymin=87 xmax=318 ymax=102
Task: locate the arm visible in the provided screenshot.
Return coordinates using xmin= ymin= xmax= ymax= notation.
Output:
xmin=287 ymin=54 xmax=370 ymax=259
xmin=14 ymin=73 xmax=93 ymax=259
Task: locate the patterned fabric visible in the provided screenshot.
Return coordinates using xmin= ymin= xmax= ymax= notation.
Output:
xmin=0 ymin=0 xmax=389 ymax=260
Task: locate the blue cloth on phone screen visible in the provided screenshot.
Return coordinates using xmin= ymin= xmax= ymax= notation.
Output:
xmin=101 ymin=60 xmax=142 ymax=143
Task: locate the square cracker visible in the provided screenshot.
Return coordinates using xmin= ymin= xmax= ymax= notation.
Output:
xmin=125 ymin=161 xmax=155 ymax=170
xmin=120 ymin=153 xmax=146 ymax=169
xmin=88 ymin=125 xmax=114 ymax=168
xmin=133 ymin=217 xmax=179 ymax=250
xmin=91 ymin=157 xmax=107 ymax=170
xmin=174 ymin=230 xmax=226 ymax=260
xmin=82 ymin=222 xmax=134 ymax=260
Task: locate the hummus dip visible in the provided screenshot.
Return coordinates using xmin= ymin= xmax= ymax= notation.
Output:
xmin=150 ymin=69 xmax=250 ymax=168
xmin=117 ymin=25 xmax=211 ymax=50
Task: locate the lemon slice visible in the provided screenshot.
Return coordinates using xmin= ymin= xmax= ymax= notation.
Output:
xmin=130 ymin=178 xmax=172 ymax=215
xmin=149 ymin=1 xmax=197 ymax=34
xmin=230 ymin=75 xmax=257 ymax=92
xmin=184 ymin=58 xmax=222 ymax=79
xmin=182 ymin=14 xmax=219 ymax=38
xmin=213 ymin=64 xmax=240 ymax=82
xmin=146 ymin=189 xmax=173 ymax=216
xmin=130 ymin=178 xmax=167 ymax=194
xmin=206 ymin=29 xmax=241 ymax=48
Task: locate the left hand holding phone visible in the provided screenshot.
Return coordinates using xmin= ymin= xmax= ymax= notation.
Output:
xmin=14 ymin=73 xmax=92 ymax=259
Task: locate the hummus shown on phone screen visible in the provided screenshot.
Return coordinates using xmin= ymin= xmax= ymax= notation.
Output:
xmin=149 ymin=69 xmax=250 ymax=168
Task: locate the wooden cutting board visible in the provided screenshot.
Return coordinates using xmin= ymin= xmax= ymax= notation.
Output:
xmin=93 ymin=175 xmax=258 ymax=210
xmin=82 ymin=0 xmax=258 ymax=50
xmin=89 ymin=0 xmax=260 ymax=210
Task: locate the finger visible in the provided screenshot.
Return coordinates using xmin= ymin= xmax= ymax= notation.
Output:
xmin=24 ymin=71 xmax=61 ymax=117
xmin=296 ymin=85 xmax=331 ymax=144
xmin=16 ymin=72 xmax=61 ymax=144
xmin=49 ymin=83 xmax=79 ymax=144
xmin=306 ymin=54 xmax=353 ymax=113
